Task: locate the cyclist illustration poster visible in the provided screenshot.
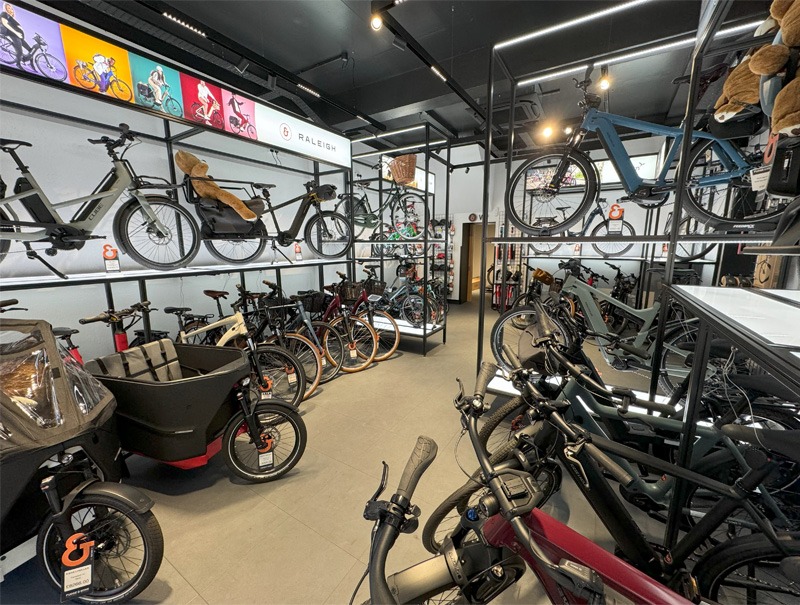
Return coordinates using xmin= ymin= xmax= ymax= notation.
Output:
xmin=129 ymin=54 xmax=183 ymax=117
xmin=180 ymin=73 xmax=225 ymax=129
xmin=0 ymin=2 xmax=68 ymax=81
xmin=60 ymin=24 xmax=134 ymax=103
xmin=222 ymin=90 xmax=257 ymax=139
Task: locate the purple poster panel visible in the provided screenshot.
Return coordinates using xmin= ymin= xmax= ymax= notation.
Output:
xmin=0 ymin=2 xmax=68 ymax=81
xmin=222 ymin=89 xmax=257 ymax=140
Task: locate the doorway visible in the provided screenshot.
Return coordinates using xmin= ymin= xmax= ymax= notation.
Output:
xmin=460 ymin=222 xmax=495 ymax=302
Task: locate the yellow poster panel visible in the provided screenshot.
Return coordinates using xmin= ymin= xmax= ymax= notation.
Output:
xmin=59 ymin=25 xmax=134 ymax=103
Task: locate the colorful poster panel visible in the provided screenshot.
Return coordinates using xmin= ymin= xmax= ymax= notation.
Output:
xmin=129 ymin=54 xmax=183 ymax=117
xmin=0 ymin=2 xmax=68 ymax=81
xmin=180 ymin=73 xmax=224 ymax=129
xmin=222 ymin=89 xmax=257 ymax=139
xmin=60 ymin=24 xmax=134 ymax=103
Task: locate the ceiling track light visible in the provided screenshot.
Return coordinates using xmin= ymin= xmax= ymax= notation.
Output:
xmin=430 ymin=65 xmax=447 ymax=83
xmin=162 ymin=12 xmax=206 ymax=37
xmin=352 ymin=124 xmax=426 ymax=143
xmin=517 ymin=64 xmax=589 ymax=88
xmin=297 ymin=83 xmax=321 ymax=98
xmin=352 ymin=139 xmax=447 ymax=159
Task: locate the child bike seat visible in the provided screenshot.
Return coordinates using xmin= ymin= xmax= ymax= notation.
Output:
xmin=203 ymin=290 xmax=229 ymax=299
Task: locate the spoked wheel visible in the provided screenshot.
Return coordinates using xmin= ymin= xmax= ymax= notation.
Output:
xmin=304 ymin=211 xmax=353 ymax=258
xmin=490 ymin=305 xmax=574 ymax=373
xmin=222 ymin=402 xmax=307 ymax=483
xmin=34 ymin=53 xmax=68 ymax=81
xmin=505 ymin=147 xmax=597 ymax=235
xmin=164 ymin=97 xmax=183 ymax=117
xmin=590 ymin=220 xmax=636 ymax=257
xmin=251 ymin=345 xmax=306 ymax=407
xmin=329 ymin=315 xmax=378 ymax=373
xmin=401 ymin=294 xmax=436 ymax=328
xmin=296 ymin=320 xmax=345 ymax=383
xmin=358 ymin=309 xmax=400 ymax=361
xmin=204 ymin=237 xmax=267 ymax=264
xmin=0 ymin=37 xmax=16 ymax=64
xmin=265 ymin=333 xmax=322 ymax=400
xmin=529 ymin=233 xmax=562 ymax=256
xmin=335 ymin=194 xmax=374 ymax=239
xmin=658 ymin=323 xmax=700 ymax=397
xmin=390 ymin=193 xmax=429 ymax=240
xmin=244 ymin=124 xmax=257 ymax=140
xmin=37 ymin=493 xmax=164 ymax=603
xmin=116 ymin=196 xmax=200 ymax=270
xmin=109 ymin=78 xmax=132 ymax=102
xmin=665 ymin=214 xmax=718 ymax=262
xmin=73 ymin=65 xmax=96 ymax=89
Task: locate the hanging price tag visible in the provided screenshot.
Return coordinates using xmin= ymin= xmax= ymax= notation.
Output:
xmin=750 ymin=166 xmax=771 ymax=191
xmin=349 ymin=348 xmax=358 ymax=359
xmin=61 ymin=534 xmax=94 ymax=600
xmin=607 ymin=204 xmax=624 ymax=234
xmin=102 ymin=244 xmax=120 ymax=272
xmin=661 ymin=243 xmax=669 ymax=257
xmin=260 ymin=390 xmax=272 ymax=400
xmin=258 ymin=451 xmax=274 ymax=469
xmin=287 ymin=371 xmax=297 ymax=385
xmin=572 ymin=243 xmax=582 ymax=256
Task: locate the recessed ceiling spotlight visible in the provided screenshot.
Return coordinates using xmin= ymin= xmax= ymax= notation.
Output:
xmin=564 ymin=126 xmax=573 ymax=135
xmin=599 ymin=77 xmax=610 ymax=90
xmin=542 ymin=126 xmax=553 ymax=138
xmin=370 ymin=15 xmax=383 ymax=31
xmin=163 ymin=12 xmax=206 ymax=37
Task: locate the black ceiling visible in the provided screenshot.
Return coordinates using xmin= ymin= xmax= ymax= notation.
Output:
xmin=44 ymin=0 xmax=771 ymax=151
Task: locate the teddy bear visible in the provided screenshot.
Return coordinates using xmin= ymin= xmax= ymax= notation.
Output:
xmin=748 ymin=0 xmax=800 ymax=135
xmin=713 ymin=56 xmax=763 ymax=122
xmin=174 ymin=150 xmax=256 ymax=221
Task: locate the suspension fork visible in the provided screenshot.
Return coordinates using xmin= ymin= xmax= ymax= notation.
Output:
xmin=129 ymin=191 xmax=171 ymax=236
xmin=548 ymin=131 xmax=585 ymax=189
xmin=235 ymin=383 xmax=267 ymax=449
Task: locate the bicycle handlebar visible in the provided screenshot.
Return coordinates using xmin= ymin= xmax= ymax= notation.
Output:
xmin=396 ymin=436 xmax=438 ymax=502
xmin=79 ymin=312 xmax=111 ymax=325
xmin=474 ymin=361 xmax=497 ymax=401
xmin=0 ymin=299 xmax=19 ymax=308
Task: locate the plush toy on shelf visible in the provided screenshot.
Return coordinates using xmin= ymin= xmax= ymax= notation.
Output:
xmin=713 ymin=56 xmax=763 ymax=123
xmin=174 ymin=150 xmax=257 ymax=221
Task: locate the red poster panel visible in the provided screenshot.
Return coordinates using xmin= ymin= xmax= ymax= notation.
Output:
xmin=222 ymin=90 xmax=257 ymax=140
xmin=180 ymin=73 xmax=224 ymax=129
xmin=60 ymin=25 xmax=134 ymax=102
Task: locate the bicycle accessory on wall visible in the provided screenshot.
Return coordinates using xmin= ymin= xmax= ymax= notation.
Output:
xmin=175 ymin=150 xmax=257 ymax=221
xmin=768 ymin=137 xmax=800 ymax=196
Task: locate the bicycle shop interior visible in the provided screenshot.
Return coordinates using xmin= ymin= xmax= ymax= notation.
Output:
xmin=1 ymin=0 xmax=800 ymax=603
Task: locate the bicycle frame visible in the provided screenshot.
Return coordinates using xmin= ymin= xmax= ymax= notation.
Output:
xmin=178 ymin=311 xmax=248 ymax=347
xmin=576 ymin=108 xmax=750 ymax=196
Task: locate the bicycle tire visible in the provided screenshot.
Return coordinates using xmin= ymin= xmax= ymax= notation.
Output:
xmin=665 ymin=214 xmax=718 ymax=262
xmin=590 ymin=219 xmax=635 ymax=257
xmin=506 ymin=147 xmax=597 ymax=235
xmin=265 ymin=333 xmax=322 ymax=400
xmin=34 ymin=52 xmax=67 ymax=81
xmin=110 ymin=78 xmax=132 ymax=102
xmin=693 ymin=532 xmax=800 ymax=602
xmin=37 ymin=493 xmax=164 ymax=603
xmin=490 ymin=305 xmax=574 ymax=373
xmin=658 ymin=322 xmax=700 ymax=396
xmin=244 ymin=123 xmax=257 ymax=140
xmin=335 ymin=194 xmax=372 ymax=239
xmin=221 ymin=402 xmax=307 ymax=483
xmin=529 ymin=240 xmax=562 ymax=255
xmin=0 ymin=208 xmax=14 ymax=265
xmin=304 ymin=211 xmax=353 ymax=258
xmin=73 ymin=64 xmax=96 ymax=89
xmin=204 ymin=237 xmax=267 ymax=264
xmin=328 ymin=315 xmax=377 ymax=373
xmin=296 ymin=320 xmax=345 ymax=383
xmin=390 ymin=192 xmax=429 ymax=240
xmin=0 ymin=37 xmax=15 ymax=64
xmin=478 ymin=396 xmax=530 ymax=455
xmin=358 ymin=309 xmax=400 ymax=361
xmin=210 ymin=110 xmax=224 ymax=129
xmin=164 ymin=96 xmax=182 ymax=117
xmin=251 ymin=345 xmax=306 ymax=407
xmin=682 ymin=139 xmax=785 ymax=229
xmin=116 ymin=196 xmax=201 ymax=270
xmin=400 ymin=293 xmax=435 ymax=328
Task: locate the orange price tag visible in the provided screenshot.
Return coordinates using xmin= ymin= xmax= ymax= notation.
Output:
xmin=102 ymin=244 xmax=118 ymax=260
xmin=608 ymin=204 xmax=624 ymax=220
xmin=61 ymin=533 xmax=95 ymax=568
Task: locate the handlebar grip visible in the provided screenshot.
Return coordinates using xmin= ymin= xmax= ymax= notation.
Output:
xmin=336 ymin=271 xmax=347 ymax=278
xmin=474 ymin=362 xmax=498 ymax=399
xmin=262 ymin=280 xmax=277 ymax=288
xmin=584 ymin=442 xmax=634 ymax=488
xmin=502 ymin=344 xmax=523 ymax=370
xmin=615 ymin=341 xmax=651 ymax=359
xmin=0 ymin=299 xmax=19 ymax=307
xmin=396 ymin=436 xmax=438 ymax=502
xmin=79 ymin=313 xmax=109 ymax=325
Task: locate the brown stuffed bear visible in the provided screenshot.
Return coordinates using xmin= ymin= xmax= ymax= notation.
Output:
xmin=749 ymin=0 xmax=800 ymax=135
xmin=713 ymin=56 xmax=763 ymax=122
xmin=174 ymin=150 xmax=256 ymax=221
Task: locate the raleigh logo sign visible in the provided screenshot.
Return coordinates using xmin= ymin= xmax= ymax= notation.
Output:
xmin=257 ymin=106 xmax=350 ymax=168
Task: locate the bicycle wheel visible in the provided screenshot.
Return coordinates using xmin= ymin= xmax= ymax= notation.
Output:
xmin=180 ymin=319 xmax=220 ymax=345
xmin=204 ymin=237 xmax=267 ymax=264
xmin=164 ymin=97 xmax=182 ymax=117
xmin=265 ymin=333 xmax=322 ymax=400
xmin=390 ymin=192 xmax=429 ymax=240
xmin=506 ymin=147 xmax=597 ymax=235
xmin=693 ymin=532 xmax=800 ymax=603
xmin=478 ymin=396 xmax=530 ymax=455
xmin=0 ymin=37 xmax=15 ymax=64
xmin=335 ymin=194 xmax=373 ymax=239
xmin=0 ymin=208 xmax=13 ymax=265
xmin=251 ymin=345 xmax=305 ymax=407
xmin=210 ymin=111 xmax=224 ymax=129
xmin=401 ymin=294 xmax=435 ymax=328
xmin=109 ymin=78 xmax=132 ymax=102
xmin=37 ymin=493 xmax=164 ymax=603
xmin=296 ymin=320 xmax=345 ymax=383
xmin=590 ymin=219 xmax=635 ymax=257
xmin=490 ymin=305 xmax=573 ymax=373
xmin=665 ymin=214 xmax=718 ymax=262
xmin=189 ymin=102 xmax=203 ymax=122
xmin=304 ymin=211 xmax=353 ymax=258
xmin=34 ymin=52 xmax=67 ymax=81
xmin=529 ymin=237 xmax=562 ymax=256
xmin=244 ymin=123 xmax=257 ymax=140
xmin=682 ymin=139 xmax=785 ymax=229
xmin=329 ymin=316 xmax=377 ymax=373
xmin=358 ymin=309 xmax=400 ymax=361
xmin=658 ymin=322 xmax=699 ymax=396
xmin=222 ymin=402 xmax=306 ymax=483
xmin=73 ymin=65 xmax=96 ymax=89
xmin=116 ymin=196 xmax=200 ymax=270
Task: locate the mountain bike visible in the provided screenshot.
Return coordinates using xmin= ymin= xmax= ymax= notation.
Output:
xmin=335 ymin=170 xmax=429 ymax=240
xmin=505 ymin=66 xmax=785 ymax=236
xmin=0 ymin=32 xmax=67 ymax=80
xmin=73 ymin=59 xmax=132 ymax=101
xmin=135 ymin=81 xmax=182 ymax=117
xmin=0 ymin=124 xmax=200 ymax=278
xmin=528 ymin=197 xmax=636 ymax=257
xmin=189 ymin=100 xmax=224 ymax=129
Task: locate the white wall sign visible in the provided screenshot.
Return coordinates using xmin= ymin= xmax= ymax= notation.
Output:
xmin=255 ymin=105 xmax=351 ymax=168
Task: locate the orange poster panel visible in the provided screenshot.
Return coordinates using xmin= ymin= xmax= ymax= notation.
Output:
xmin=59 ymin=25 xmax=134 ymax=103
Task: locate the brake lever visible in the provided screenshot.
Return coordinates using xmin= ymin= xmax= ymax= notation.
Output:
xmin=563 ymin=439 xmax=590 ymax=488
xmin=369 ymin=461 xmax=389 ymax=502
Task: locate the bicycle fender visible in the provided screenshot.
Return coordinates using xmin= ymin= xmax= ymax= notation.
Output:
xmin=224 ymin=399 xmax=299 ymax=431
xmin=62 ymin=480 xmax=154 ymax=515
xmin=111 ymin=197 xmax=140 ymax=255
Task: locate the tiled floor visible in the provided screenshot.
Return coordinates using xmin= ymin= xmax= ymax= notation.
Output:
xmin=0 ymin=297 xmax=648 ymax=604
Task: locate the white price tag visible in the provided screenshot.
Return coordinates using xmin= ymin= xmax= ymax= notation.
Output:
xmin=63 ymin=565 xmax=92 ymax=593
xmin=607 ymin=219 xmax=623 ymax=234
xmin=258 ymin=451 xmax=274 ymax=468
xmin=260 ymin=389 xmax=272 ymax=400
xmin=750 ymin=166 xmax=771 ymax=191
xmin=572 ymin=243 xmax=582 ymax=256
xmin=321 ymin=357 xmax=327 ymax=367
xmin=349 ymin=348 xmax=358 ymax=359
xmin=287 ymin=372 xmax=297 ymax=385
xmin=104 ymin=258 xmax=120 ymax=272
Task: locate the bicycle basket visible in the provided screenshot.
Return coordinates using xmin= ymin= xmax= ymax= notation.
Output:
xmin=388 ymin=155 xmax=417 ymax=185
xmin=533 ymin=269 xmax=554 ymax=285
xmin=365 ymin=280 xmax=386 ymax=296
xmin=298 ymin=291 xmax=327 ymax=314
xmin=340 ymin=281 xmax=364 ymax=303
xmin=549 ymin=278 xmax=563 ymax=293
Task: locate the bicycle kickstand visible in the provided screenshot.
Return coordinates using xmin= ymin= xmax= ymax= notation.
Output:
xmin=268 ymin=239 xmax=294 ymax=265
xmin=24 ymin=243 xmax=68 ymax=280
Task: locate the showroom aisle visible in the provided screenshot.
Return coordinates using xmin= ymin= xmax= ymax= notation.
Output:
xmin=0 ymin=300 xmax=618 ymax=605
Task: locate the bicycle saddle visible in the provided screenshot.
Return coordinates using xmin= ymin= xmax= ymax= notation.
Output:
xmin=203 ymin=290 xmax=229 ymax=299
xmin=555 ymin=206 xmax=571 ymax=211
xmin=163 ymin=306 xmax=192 ymax=314
xmin=53 ymin=327 xmax=79 ymax=337
xmin=728 ymin=374 xmax=799 ymax=403
xmin=0 ymin=138 xmax=32 ymax=150
xmin=295 ymin=290 xmax=316 ymax=296
xmin=363 ymin=264 xmax=380 ymax=271
xmin=722 ymin=425 xmax=800 ymax=463
xmin=253 ymin=183 xmax=276 ymax=190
